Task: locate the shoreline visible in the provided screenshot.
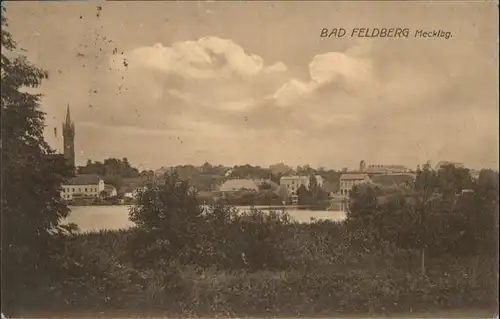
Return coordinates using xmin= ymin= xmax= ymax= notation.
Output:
xmin=68 ymin=202 xmax=346 ymax=211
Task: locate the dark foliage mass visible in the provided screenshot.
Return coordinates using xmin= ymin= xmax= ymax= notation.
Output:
xmin=1 ymin=5 xmax=75 ymax=314
xmin=1 ymin=7 xmax=498 ymax=318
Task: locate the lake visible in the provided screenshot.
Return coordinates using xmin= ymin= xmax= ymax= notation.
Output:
xmin=65 ymin=205 xmax=347 ymax=232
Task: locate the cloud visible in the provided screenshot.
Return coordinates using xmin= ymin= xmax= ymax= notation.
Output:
xmin=6 ymin=2 xmax=496 ymax=170
xmin=271 ymin=79 xmax=314 ymax=107
xmin=107 ymin=38 xmax=377 ymax=135
xmin=309 ymin=52 xmax=372 ymax=86
xmin=116 ymin=36 xmax=288 ymax=80
xmin=268 ymin=47 xmax=373 ymax=108
xmin=265 ymin=61 xmax=288 ymax=73
xmin=105 ymin=37 xmax=486 ymax=145
xmin=44 ymin=35 xmax=497 ymax=169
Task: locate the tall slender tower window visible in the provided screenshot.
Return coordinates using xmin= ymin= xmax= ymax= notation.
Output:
xmin=62 ymin=104 xmax=75 ymax=169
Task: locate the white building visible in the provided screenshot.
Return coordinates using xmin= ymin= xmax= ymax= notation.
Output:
xmin=366 ymin=165 xmax=410 ymax=174
xmin=103 ymin=184 xmax=117 ymax=198
xmin=123 ymin=186 xmax=147 ymax=200
xmin=339 ymin=173 xmax=371 ymax=198
xmin=61 ymin=174 xmax=105 ymax=200
xmin=280 ymin=175 xmax=324 ymax=195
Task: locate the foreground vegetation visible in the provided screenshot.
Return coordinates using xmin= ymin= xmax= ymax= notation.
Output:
xmin=4 ymin=168 xmax=499 ymax=317
xmin=1 ymin=6 xmax=498 ymax=318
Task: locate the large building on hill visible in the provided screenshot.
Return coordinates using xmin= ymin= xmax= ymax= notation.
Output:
xmin=62 ymin=104 xmax=75 ymax=169
xmin=371 ymin=173 xmax=416 ymax=188
xmin=366 ymin=164 xmax=410 ymax=174
xmin=435 ymin=161 xmax=465 ymax=170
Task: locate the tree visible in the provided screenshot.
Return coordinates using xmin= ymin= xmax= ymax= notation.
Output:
xmin=78 ymin=157 xmax=140 ymax=178
xmin=258 ymin=181 xmax=272 ymax=191
xmin=1 ymin=7 xmax=74 ymax=314
xmin=453 ymin=169 xmax=499 ymax=259
xmin=296 ymin=184 xmax=311 ymax=205
xmin=277 ymin=185 xmax=290 ymax=204
xmin=436 ymin=164 xmax=473 ymax=203
xmin=127 ymin=172 xmax=205 ymax=267
xmin=308 ymin=174 xmax=327 ymax=203
xmin=297 ymin=164 xmax=315 ymax=176
xmin=309 ymin=174 xmax=318 ymax=190
xmin=104 ymin=175 xmax=123 ymax=193
xmin=269 ymin=163 xmax=292 ymax=175
xmin=270 ymin=172 xmax=283 ymax=185
xmin=202 ymin=162 xmax=213 ymax=174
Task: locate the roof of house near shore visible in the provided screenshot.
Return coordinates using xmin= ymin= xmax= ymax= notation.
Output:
xmin=104 ymin=184 xmax=116 ymax=192
xmin=340 ymin=173 xmax=369 ymax=180
xmin=121 ymin=176 xmax=148 ymax=191
xmin=219 ymin=179 xmax=260 ymax=192
xmin=371 ymin=174 xmax=416 ymax=187
xmin=280 ymin=175 xmax=322 ymax=181
xmin=121 ymin=185 xmax=145 ymax=194
xmin=122 ymin=176 xmax=145 ymax=185
xmin=64 ymin=174 xmax=101 ymax=185
xmin=259 ymin=179 xmax=280 ymax=190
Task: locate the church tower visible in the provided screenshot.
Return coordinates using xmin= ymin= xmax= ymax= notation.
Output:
xmin=62 ymin=104 xmax=76 ymax=169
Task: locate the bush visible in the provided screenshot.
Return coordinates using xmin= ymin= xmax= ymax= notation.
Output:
xmin=11 ymin=222 xmax=498 ymax=317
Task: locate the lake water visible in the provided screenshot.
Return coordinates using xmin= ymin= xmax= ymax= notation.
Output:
xmin=65 ymin=205 xmax=347 ymax=232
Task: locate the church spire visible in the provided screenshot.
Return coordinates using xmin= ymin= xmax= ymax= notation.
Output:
xmin=65 ymin=103 xmax=72 ymax=126
xmin=62 ymin=103 xmax=76 ymax=169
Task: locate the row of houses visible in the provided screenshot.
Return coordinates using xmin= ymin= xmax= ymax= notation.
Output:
xmin=211 ymin=172 xmax=416 ymax=204
xmin=62 ymin=162 xmax=470 ymax=202
xmin=338 ymin=173 xmax=416 ymax=199
xmin=218 ymin=175 xmax=322 ymax=191
xmin=214 ymin=175 xmax=324 ymax=205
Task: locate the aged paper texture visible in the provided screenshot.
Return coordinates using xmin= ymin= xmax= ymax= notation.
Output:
xmin=1 ymin=1 xmax=498 ymax=318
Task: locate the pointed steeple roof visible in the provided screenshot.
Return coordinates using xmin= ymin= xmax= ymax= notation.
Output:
xmin=65 ymin=104 xmax=72 ymax=125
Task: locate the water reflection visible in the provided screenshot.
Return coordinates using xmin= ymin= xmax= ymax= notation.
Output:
xmin=65 ymin=205 xmax=347 ymax=233
xmin=328 ymin=202 xmax=348 ymax=212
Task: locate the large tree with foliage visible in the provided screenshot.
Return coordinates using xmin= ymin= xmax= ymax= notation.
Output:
xmin=296 ymin=184 xmax=311 ymax=205
xmin=1 ymin=6 xmax=74 ymax=314
xmin=78 ymin=157 xmax=140 ymax=178
xmin=309 ymin=174 xmax=327 ymax=203
xmin=127 ymin=172 xmax=205 ymax=267
xmin=349 ymin=162 xmax=499 ymax=275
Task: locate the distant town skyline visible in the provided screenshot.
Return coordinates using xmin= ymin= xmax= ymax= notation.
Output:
xmin=4 ymin=1 xmax=498 ymax=171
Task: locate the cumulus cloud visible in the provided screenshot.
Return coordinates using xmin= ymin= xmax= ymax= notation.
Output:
xmin=53 ymin=36 xmax=500 ymax=169
xmin=8 ymin=1 xmax=495 ymax=170
xmin=269 ymin=47 xmax=373 ymax=107
xmin=309 ymin=52 xmax=372 ymax=86
xmin=116 ymin=36 xmax=288 ymax=80
xmin=107 ymin=37 xmax=474 ymax=143
xmin=108 ymin=38 xmax=377 ymax=133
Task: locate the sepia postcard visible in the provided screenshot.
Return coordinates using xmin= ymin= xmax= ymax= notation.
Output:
xmin=1 ymin=1 xmax=498 ymax=318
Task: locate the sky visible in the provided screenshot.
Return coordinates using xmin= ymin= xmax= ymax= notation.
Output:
xmin=4 ymin=1 xmax=499 ymax=171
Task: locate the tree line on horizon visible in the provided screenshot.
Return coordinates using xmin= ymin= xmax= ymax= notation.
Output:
xmin=76 ymin=160 xmax=349 ymax=194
